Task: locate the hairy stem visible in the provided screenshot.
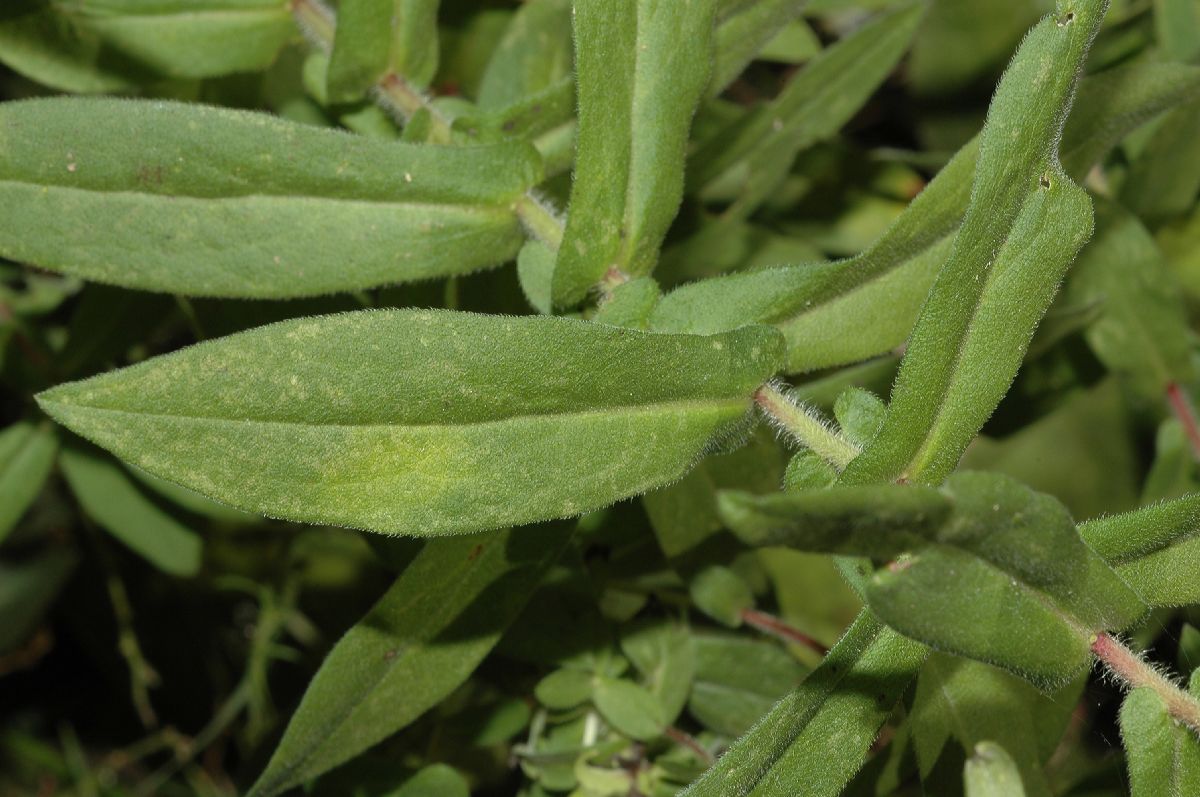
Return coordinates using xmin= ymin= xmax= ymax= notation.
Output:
xmin=753 ymin=383 xmax=860 ymax=470
xmin=741 ymin=607 xmax=829 ymax=655
xmin=515 ymin=193 xmax=565 ymax=251
xmin=1091 ymin=633 xmax=1200 ymax=734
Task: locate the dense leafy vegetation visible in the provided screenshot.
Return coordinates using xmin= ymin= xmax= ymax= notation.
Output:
xmin=3 ymin=1 xmax=1200 ymax=795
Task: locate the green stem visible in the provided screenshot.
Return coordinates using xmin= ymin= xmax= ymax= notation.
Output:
xmin=754 ymin=383 xmax=860 ymax=470
xmin=533 ymin=121 xmax=577 ymax=179
xmin=1091 ymin=633 xmax=1200 ymax=735
xmin=515 ymin=193 xmax=565 ymax=252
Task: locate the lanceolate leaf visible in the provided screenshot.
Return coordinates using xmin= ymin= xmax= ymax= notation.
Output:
xmin=477 ymin=0 xmax=573 ymax=109
xmin=1121 ymin=99 xmax=1200 ymax=222
xmin=689 ymin=1 xmax=925 ymax=217
xmin=248 ymin=525 xmax=572 ymax=797
xmin=37 ymin=311 xmax=784 ymax=537
xmin=0 ymin=0 xmax=294 ymax=92
xmin=840 ymin=0 xmax=1107 ymax=486
xmin=0 ymin=419 xmax=57 ymax=544
xmin=651 ymin=58 xmax=1200 ymax=373
xmin=1080 ymin=492 xmax=1200 ymax=607
xmin=0 ymin=99 xmax=542 ymax=298
xmin=720 ymin=472 xmax=1146 ymax=686
xmin=1119 ymin=688 xmax=1200 ymax=797
xmin=551 ymin=0 xmax=720 ymax=307
xmin=59 ymin=439 xmax=202 ymax=577
xmin=682 ymin=613 xmax=927 ymax=797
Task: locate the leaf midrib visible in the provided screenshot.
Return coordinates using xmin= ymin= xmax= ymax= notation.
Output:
xmin=40 ymin=394 xmax=752 ymax=430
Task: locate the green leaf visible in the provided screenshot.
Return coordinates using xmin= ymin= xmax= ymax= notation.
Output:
xmin=393 ymin=764 xmax=470 ymax=797
xmin=38 ymin=310 xmax=783 ymax=537
xmin=643 ymin=428 xmax=784 ymax=573
xmin=964 ymin=742 xmax=1029 ymax=797
xmin=0 ymin=419 xmax=57 ymax=545
xmin=689 ymin=566 xmax=754 ymax=628
xmin=1120 ymin=99 xmax=1200 ymax=223
xmin=477 ymin=0 xmax=572 ymax=109
xmin=248 ymin=525 xmax=571 ymax=797
xmin=1080 ymin=492 xmax=1200 ymax=607
xmin=592 ymin=676 xmax=665 ymax=741
xmin=1062 ymin=199 xmax=1195 ymax=402
xmin=912 ymin=654 xmax=1059 ymax=796
xmin=620 ymin=620 xmax=695 ymax=726
xmin=0 ymin=547 xmax=76 ymax=653
xmin=686 ymin=632 xmax=806 ymax=738
xmin=709 ymin=0 xmax=808 ymax=96
xmin=652 ymin=58 xmax=1200 ymax=373
xmin=551 ymin=0 xmax=720 ymax=307
xmin=0 ymin=0 xmax=294 ymax=91
xmin=833 ymin=388 xmax=887 ymax=448
xmin=0 ymin=98 xmax=542 ymax=298
xmin=534 ymin=668 xmax=594 ymax=710
xmin=326 ymin=0 xmax=442 ymax=102
xmin=1119 ymin=688 xmax=1200 ymax=797
xmin=841 ymin=0 xmax=1106 ymax=486
xmin=59 ymin=439 xmax=203 ymax=577
xmin=722 ymin=472 xmax=1146 ymax=686
xmin=682 ymin=613 xmax=926 ymax=797
xmin=690 ymin=1 xmax=925 ymax=218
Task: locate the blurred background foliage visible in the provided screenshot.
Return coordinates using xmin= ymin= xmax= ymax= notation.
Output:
xmin=2 ymin=0 xmax=1200 ymax=795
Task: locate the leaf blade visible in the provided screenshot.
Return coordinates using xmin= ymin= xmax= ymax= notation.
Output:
xmin=38 ymin=310 xmax=783 ymax=536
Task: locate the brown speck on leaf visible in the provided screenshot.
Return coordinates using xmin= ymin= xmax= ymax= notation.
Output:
xmin=467 ymin=544 xmax=484 ymax=562
xmin=383 ymin=649 xmax=397 ymax=661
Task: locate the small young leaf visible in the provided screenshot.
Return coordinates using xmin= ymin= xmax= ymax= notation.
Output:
xmin=683 ymin=613 xmax=926 ymax=797
xmin=248 ymin=525 xmax=571 ymax=797
xmin=1080 ymin=492 xmax=1200 ymax=607
xmin=0 ymin=419 xmax=57 ymax=544
xmin=620 ymin=620 xmax=695 ymax=726
xmin=1119 ymin=687 xmax=1200 ymax=797
xmin=686 ymin=632 xmax=806 ymax=738
xmin=1063 ymin=199 xmax=1196 ymax=403
xmin=38 ymin=311 xmax=783 ymax=536
xmin=842 ymin=0 xmax=1107 ymax=486
xmin=534 ymin=668 xmax=593 ymax=710
xmin=0 ymin=99 xmax=542 ymax=298
xmin=551 ymin=0 xmax=720 ymax=307
xmin=592 ymin=676 xmax=666 ymax=741
xmin=964 ymin=742 xmax=1029 ymax=797
xmin=689 ymin=566 xmax=754 ymax=628
xmin=60 ymin=439 xmax=203 ymax=577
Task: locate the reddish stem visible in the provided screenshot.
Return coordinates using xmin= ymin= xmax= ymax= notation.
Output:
xmin=1091 ymin=633 xmax=1200 ymax=734
xmin=665 ymin=726 xmax=713 ymax=764
xmin=740 ymin=608 xmax=829 ymax=656
xmin=1166 ymin=382 xmax=1200 ymax=459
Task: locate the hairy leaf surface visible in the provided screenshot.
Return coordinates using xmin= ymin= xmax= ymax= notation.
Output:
xmin=38 ymin=310 xmax=783 ymax=536
xmin=551 ymin=0 xmax=720 ymax=307
xmin=0 ymin=99 xmax=542 ymax=298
